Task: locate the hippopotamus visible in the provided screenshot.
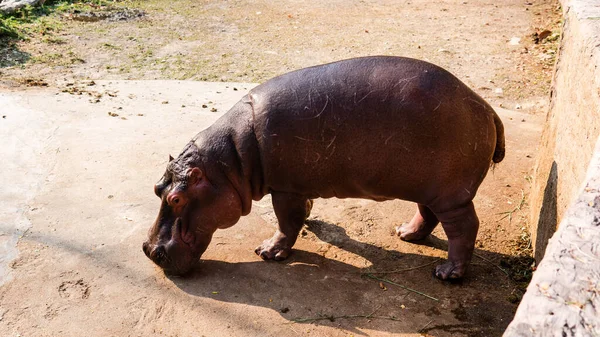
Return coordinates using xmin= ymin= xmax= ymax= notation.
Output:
xmin=142 ymin=56 xmax=505 ymax=280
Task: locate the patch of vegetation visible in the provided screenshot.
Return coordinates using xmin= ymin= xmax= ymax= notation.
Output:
xmin=502 ymin=227 xmax=536 ymax=304
xmin=0 ymin=0 xmax=125 ymax=40
xmin=1 ymin=1 xmax=137 ymax=69
xmin=0 ymin=13 xmax=21 ymax=38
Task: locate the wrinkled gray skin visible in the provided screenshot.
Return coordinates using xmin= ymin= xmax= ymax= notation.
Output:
xmin=143 ymin=56 xmax=505 ymax=280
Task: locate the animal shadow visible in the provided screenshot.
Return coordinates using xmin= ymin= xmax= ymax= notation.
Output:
xmin=171 ymin=218 xmax=518 ymax=336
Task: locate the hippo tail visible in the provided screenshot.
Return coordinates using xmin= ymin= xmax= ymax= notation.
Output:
xmin=492 ymin=112 xmax=505 ymax=165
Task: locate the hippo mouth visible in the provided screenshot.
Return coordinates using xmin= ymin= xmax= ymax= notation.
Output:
xmin=173 ymin=217 xmax=195 ymax=247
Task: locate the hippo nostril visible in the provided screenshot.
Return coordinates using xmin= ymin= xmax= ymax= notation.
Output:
xmin=153 ymin=246 xmax=166 ymax=264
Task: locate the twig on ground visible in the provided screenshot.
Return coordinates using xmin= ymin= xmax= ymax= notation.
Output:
xmin=365 ymin=274 xmax=439 ymax=301
xmin=474 ymin=253 xmax=510 ymax=278
xmin=418 ymin=319 xmax=434 ymax=333
xmin=288 ymin=305 xmax=385 ymax=324
xmin=289 ymin=313 xmax=402 ymax=324
xmin=497 ymin=189 xmax=526 ymax=223
xmin=362 ymin=259 xmax=441 ymax=275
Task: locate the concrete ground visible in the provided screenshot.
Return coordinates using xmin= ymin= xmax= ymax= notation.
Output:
xmin=0 ymin=80 xmax=543 ymax=336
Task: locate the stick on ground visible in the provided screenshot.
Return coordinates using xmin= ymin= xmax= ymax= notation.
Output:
xmin=362 ymin=258 xmax=441 ymax=275
xmin=365 ymin=274 xmax=439 ymax=301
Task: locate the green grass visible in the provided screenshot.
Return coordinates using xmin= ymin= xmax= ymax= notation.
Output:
xmin=0 ymin=13 xmax=22 ymax=38
xmin=0 ymin=0 xmax=123 ymax=39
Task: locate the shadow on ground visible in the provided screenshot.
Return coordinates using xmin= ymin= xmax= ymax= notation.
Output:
xmin=0 ymin=38 xmax=30 ymax=68
xmin=170 ymin=219 xmax=523 ymax=336
xmin=533 ymin=160 xmax=558 ymax=261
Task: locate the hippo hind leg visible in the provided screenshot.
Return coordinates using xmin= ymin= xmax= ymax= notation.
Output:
xmin=433 ymin=202 xmax=479 ymax=280
xmin=396 ymin=204 xmax=439 ymax=241
xmin=255 ymin=192 xmax=312 ymax=261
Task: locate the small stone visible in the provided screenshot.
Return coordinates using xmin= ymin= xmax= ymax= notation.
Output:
xmin=0 ymin=0 xmax=42 ymax=14
xmin=537 ymin=30 xmax=552 ymax=41
xmin=509 ymin=37 xmax=521 ymax=45
xmin=202 ymin=104 xmax=208 ymax=108
xmin=162 ymin=101 xmax=169 ymax=104
xmin=211 ymin=108 xmax=218 ymax=112
xmin=515 ymin=104 xmax=522 ymax=110
xmin=494 ymin=88 xmax=503 ymax=96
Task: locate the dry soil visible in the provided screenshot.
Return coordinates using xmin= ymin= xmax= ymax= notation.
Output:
xmin=0 ymin=0 xmax=561 ymax=336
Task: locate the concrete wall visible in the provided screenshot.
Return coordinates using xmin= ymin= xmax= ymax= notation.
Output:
xmin=505 ymin=0 xmax=600 ymax=335
xmin=529 ymin=0 xmax=600 ymax=262
xmin=505 ymin=135 xmax=600 ymax=336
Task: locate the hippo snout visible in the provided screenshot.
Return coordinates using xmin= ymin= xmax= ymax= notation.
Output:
xmin=142 ymin=241 xmax=167 ymax=266
xmin=142 ymin=240 xmax=197 ymax=276
xmin=142 ymin=241 xmax=150 ymax=257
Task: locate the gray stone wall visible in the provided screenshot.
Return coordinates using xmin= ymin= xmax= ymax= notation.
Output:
xmin=504 ymin=135 xmax=600 ymax=336
xmin=529 ymin=0 xmax=600 ymax=262
xmin=506 ymin=1 xmax=600 ymax=333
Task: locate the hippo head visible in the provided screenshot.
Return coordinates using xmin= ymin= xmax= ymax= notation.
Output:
xmin=143 ymin=142 xmax=243 ymax=275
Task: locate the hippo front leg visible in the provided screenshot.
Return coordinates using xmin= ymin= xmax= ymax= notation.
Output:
xmin=255 ymin=192 xmax=313 ymax=261
xmin=434 ymin=202 xmax=479 ymax=280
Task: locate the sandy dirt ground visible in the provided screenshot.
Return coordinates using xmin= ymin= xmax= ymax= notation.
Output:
xmin=0 ymin=0 xmax=560 ymax=336
xmin=0 ymin=80 xmax=542 ymax=337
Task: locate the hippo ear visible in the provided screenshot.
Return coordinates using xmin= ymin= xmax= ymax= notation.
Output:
xmin=169 ymin=154 xmax=174 ymax=162
xmin=187 ymin=167 xmax=203 ymax=186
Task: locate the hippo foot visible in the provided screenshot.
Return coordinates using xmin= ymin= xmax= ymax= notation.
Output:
xmin=255 ymin=237 xmax=292 ymax=261
xmin=434 ymin=261 xmax=467 ymax=280
xmin=396 ymin=222 xmax=431 ymax=241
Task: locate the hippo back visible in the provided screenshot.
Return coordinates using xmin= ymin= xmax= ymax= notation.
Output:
xmin=248 ymin=56 xmax=497 ymax=207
